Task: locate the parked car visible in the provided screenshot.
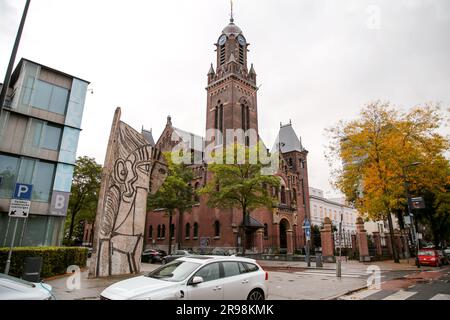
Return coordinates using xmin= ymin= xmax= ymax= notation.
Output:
xmin=444 ymin=247 xmax=450 ymax=259
xmin=141 ymin=249 xmax=165 ymax=263
xmin=161 ymin=250 xmax=192 ymax=264
xmin=0 ymin=273 xmax=54 ymax=300
xmin=418 ymin=249 xmax=446 ymax=267
xmin=100 ymin=256 xmax=268 ymax=300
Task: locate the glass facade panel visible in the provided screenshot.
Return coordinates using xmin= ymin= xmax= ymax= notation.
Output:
xmin=65 ymin=79 xmax=88 ymax=128
xmin=33 ymin=80 xmax=53 ymax=110
xmin=21 ymin=215 xmax=48 ymax=247
xmin=33 ymin=161 xmax=55 ymax=201
xmin=17 ymin=158 xmax=35 ymax=185
xmin=49 ymin=85 xmax=69 ymax=114
xmin=58 ymin=127 xmax=80 ymax=164
xmin=41 ymin=124 xmax=62 ymax=150
xmin=53 ymin=163 xmax=74 ymax=192
xmin=0 ymin=154 xmax=19 ymax=198
xmin=29 ymin=118 xmax=44 ymax=147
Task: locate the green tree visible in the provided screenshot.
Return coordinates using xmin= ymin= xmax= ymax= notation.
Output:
xmin=326 ymin=101 xmax=449 ymax=262
xmin=64 ymin=156 xmax=102 ymax=245
xmin=199 ymin=145 xmax=280 ymax=255
xmin=147 ymin=156 xmax=195 ymax=255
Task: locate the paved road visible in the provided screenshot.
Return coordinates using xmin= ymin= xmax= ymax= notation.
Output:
xmin=339 ymin=266 xmax=450 ymax=300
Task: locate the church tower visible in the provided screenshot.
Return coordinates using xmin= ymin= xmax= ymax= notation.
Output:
xmin=205 ymin=13 xmax=259 ymax=146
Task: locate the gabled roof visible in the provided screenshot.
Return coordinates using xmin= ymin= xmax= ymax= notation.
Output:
xmin=271 ymin=122 xmax=304 ymax=153
xmin=242 ymin=215 xmax=265 ymax=229
xmin=141 ymin=128 xmax=155 ymax=147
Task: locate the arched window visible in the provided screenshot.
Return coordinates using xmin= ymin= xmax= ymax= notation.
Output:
xmin=185 ymin=223 xmax=191 ymax=239
xmin=194 ymin=182 xmax=200 ymax=202
xmin=264 ymin=223 xmax=268 ymax=239
xmin=149 ymin=225 xmax=153 ymax=239
xmin=193 ymin=222 xmax=199 ymax=238
xmin=161 ymin=224 xmax=166 ymax=238
xmin=170 ymin=224 xmax=175 ymax=239
xmin=288 ymin=158 xmax=293 ymax=167
xmin=157 ymin=225 xmax=161 ymax=238
xmin=214 ymin=221 xmax=220 ymax=237
xmin=281 ymin=186 xmax=286 ymax=204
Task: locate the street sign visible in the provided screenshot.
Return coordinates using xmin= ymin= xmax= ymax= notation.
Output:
xmin=305 ymin=228 xmax=311 ymax=240
xmin=50 ymin=191 xmax=70 ymax=216
xmin=303 ymin=218 xmax=311 ymax=229
xmin=13 ymin=183 xmax=33 ymax=200
xmin=404 ymin=215 xmax=412 ymax=225
xmin=9 ymin=199 xmax=31 ymax=218
xmin=411 ymin=197 xmax=425 ymax=209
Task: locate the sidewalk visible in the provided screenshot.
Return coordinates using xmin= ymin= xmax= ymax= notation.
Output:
xmin=257 ymin=258 xmax=433 ymax=273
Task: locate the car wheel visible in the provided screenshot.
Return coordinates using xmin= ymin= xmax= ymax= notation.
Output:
xmin=247 ymin=289 xmax=265 ymax=301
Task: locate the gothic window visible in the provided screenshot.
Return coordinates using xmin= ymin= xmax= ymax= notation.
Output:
xmin=220 ymin=45 xmax=226 ymax=65
xmin=214 ymin=221 xmax=221 ymax=237
xmin=264 ymin=223 xmax=268 ymax=239
xmin=193 ymin=222 xmax=199 ymax=238
xmin=161 ymin=224 xmax=166 ymax=238
xmin=281 ymin=186 xmax=286 ymax=204
xmin=288 ymin=158 xmax=293 ymax=167
xmin=149 ymin=225 xmax=153 ymax=239
xmin=157 ymin=225 xmax=161 ymax=238
xmin=185 ymin=223 xmax=191 ymax=239
xmin=292 ymin=188 xmax=297 ymax=203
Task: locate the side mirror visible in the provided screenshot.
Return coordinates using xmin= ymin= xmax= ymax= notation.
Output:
xmin=191 ymin=276 xmax=203 ymax=285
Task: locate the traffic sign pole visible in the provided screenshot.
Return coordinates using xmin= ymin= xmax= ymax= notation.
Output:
xmin=4 ymin=218 xmax=19 ymax=275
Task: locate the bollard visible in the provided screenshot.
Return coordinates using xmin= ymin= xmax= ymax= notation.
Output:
xmin=315 ymin=249 xmax=323 ymax=268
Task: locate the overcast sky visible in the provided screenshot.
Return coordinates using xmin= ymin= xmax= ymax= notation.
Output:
xmin=1 ymin=0 xmax=449 ymax=196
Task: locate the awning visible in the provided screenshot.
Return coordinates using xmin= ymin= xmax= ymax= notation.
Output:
xmin=241 ymin=215 xmax=265 ymax=229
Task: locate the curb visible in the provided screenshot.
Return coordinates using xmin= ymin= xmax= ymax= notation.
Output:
xmin=327 ymin=285 xmax=369 ymax=300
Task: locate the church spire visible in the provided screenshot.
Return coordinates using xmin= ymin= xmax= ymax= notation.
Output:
xmin=230 ymin=0 xmax=234 ymax=23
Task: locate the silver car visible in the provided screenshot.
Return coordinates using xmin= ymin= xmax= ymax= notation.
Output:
xmin=0 ymin=273 xmax=54 ymax=300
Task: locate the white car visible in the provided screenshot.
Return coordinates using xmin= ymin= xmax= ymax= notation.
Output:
xmin=0 ymin=273 xmax=54 ymax=300
xmin=100 ymin=256 xmax=268 ymax=300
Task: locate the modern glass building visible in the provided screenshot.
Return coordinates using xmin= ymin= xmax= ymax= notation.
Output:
xmin=0 ymin=58 xmax=89 ymax=247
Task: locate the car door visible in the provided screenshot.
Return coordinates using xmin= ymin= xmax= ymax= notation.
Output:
xmin=221 ymin=261 xmax=249 ymax=300
xmin=186 ymin=262 xmax=224 ymax=300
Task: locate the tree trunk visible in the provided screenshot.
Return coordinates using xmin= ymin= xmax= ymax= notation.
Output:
xmin=387 ymin=211 xmax=400 ymax=263
xmin=168 ymin=213 xmax=173 ymax=255
xmin=177 ymin=209 xmax=184 ymax=250
xmin=68 ymin=210 xmax=78 ymax=245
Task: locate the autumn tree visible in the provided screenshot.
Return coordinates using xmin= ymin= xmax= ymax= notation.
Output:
xmin=326 ymin=101 xmax=449 ymax=262
xmin=147 ymin=155 xmax=195 ymax=255
xmin=199 ymin=145 xmax=280 ymax=255
xmin=64 ymin=156 xmax=102 ymax=245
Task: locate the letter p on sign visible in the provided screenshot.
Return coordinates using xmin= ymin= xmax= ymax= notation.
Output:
xmin=13 ymin=183 xmax=33 ymax=200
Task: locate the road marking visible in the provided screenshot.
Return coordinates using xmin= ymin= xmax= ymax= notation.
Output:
xmin=295 ymin=272 xmax=362 ymax=278
xmin=339 ymin=289 xmax=381 ymax=300
xmin=382 ymin=290 xmax=417 ymax=300
xmin=430 ymin=294 xmax=450 ymax=300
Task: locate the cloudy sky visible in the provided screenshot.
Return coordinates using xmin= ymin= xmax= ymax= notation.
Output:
xmin=1 ymin=0 xmax=449 ymax=196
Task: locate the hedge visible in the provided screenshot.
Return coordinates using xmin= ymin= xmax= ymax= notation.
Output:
xmin=0 ymin=246 xmax=88 ymax=278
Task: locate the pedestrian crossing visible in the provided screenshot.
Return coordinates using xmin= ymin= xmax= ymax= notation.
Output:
xmin=340 ymin=289 xmax=450 ymax=300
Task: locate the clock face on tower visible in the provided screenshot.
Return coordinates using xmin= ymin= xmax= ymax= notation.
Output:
xmin=218 ymin=35 xmax=227 ymax=46
xmin=237 ymin=35 xmax=246 ymax=46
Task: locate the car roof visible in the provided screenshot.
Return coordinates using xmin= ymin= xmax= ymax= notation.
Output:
xmin=178 ymin=255 xmax=258 ymax=265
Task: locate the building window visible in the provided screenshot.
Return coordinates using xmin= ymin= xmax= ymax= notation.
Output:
xmin=0 ymin=154 xmax=19 ymax=198
xmin=170 ymin=224 xmax=175 ymax=239
xmin=161 ymin=224 xmax=166 ymax=238
xmin=157 ymin=225 xmax=161 ymax=238
xmin=239 ymin=44 xmax=245 ymax=65
xmin=193 ymin=222 xmax=199 ymax=238
xmin=280 ymin=186 xmax=286 ymax=204
xmin=149 ymin=225 xmax=153 ymax=239
xmin=214 ymin=221 xmax=220 ymax=237
xmin=185 ymin=223 xmax=190 ymax=239
xmin=264 ymin=223 xmax=268 ymax=239
xmin=32 ymin=80 xmax=69 ymax=115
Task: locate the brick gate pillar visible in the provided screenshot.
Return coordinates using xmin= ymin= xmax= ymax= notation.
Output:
xmin=256 ymin=228 xmax=264 ymax=254
xmin=356 ymin=217 xmax=370 ymax=262
xmin=286 ymin=229 xmax=294 ymax=255
xmin=394 ymin=230 xmax=403 ymax=259
xmin=320 ymin=217 xmax=335 ymax=262
xmin=272 ymin=222 xmax=280 ymax=252
xmin=372 ymin=231 xmax=383 ymax=258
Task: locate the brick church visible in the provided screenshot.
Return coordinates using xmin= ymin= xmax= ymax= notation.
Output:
xmin=143 ymin=14 xmax=311 ymax=255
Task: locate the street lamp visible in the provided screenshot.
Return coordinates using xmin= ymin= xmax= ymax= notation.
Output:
xmin=402 ymin=162 xmax=423 ymax=268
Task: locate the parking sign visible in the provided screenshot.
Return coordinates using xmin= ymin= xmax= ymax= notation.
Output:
xmin=13 ymin=183 xmax=33 ymax=200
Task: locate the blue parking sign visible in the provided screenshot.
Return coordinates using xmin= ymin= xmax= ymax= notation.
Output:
xmin=305 ymin=228 xmax=311 ymax=238
xmin=13 ymin=183 xmax=33 ymax=200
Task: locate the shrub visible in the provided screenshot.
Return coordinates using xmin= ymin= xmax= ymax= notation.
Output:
xmin=0 ymin=246 xmax=88 ymax=278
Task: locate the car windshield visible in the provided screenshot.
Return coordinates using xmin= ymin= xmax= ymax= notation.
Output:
xmin=418 ymin=250 xmax=435 ymax=256
xmin=0 ymin=273 xmax=35 ymax=287
xmin=146 ymin=261 xmax=200 ymax=282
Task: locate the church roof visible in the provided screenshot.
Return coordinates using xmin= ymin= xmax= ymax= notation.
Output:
xmin=173 ymin=127 xmax=205 ymax=152
xmin=141 ymin=128 xmax=155 ymax=147
xmin=272 ymin=122 xmax=304 ymax=153
xmin=222 ymin=22 xmax=243 ymax=37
